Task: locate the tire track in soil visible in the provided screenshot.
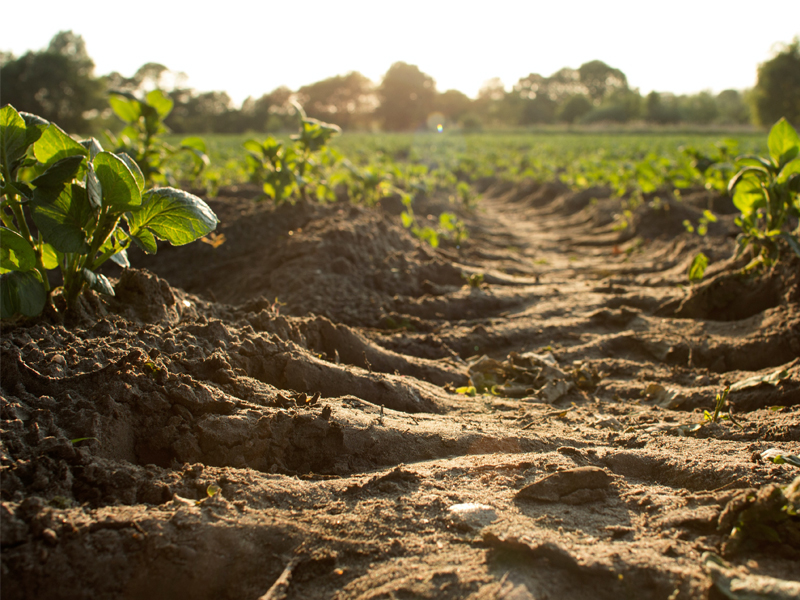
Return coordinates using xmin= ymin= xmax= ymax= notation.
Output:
xmin=1 ymin=183 xmax=799 ymax=599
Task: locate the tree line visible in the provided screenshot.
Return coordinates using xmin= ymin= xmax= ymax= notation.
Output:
xmin=2 ymin=31 xmax=798 ymax=134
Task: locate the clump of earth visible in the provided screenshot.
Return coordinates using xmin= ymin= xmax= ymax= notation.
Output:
xmin=2 ymin=181 xmax=799 ymax=599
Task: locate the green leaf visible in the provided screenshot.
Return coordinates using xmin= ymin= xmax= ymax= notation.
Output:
xmin=40 ymin=243 xmax=60 ymax=270
xmin=82 ymin=269 xmax=115 ymax=296
xmin=80 ymin=137 xmax=104 ymax=160
xmin=20 ymin=112 xmax=49 ymax=147
xmin=777 ymin=157 xmax=800 ymax=184
xmin=93 ymin=152 xmax=141 ymax=209
xmin=146 ymin=90 xmax=174 ymax=119
xmin=732 ymin=175 xmax=765 ymax=216
xmin=115 ymin=153 xmax=145 ymax=192
xmin=86 ymin=165 xmax=102 ymax=209
xmin=0 ymin=270 xmax=47 ymax=318
xmin=33 ymin=124 xmax=87 ymax=166
xmin=180 ymin=136 xmax=207 ymax=153
xmin=243 ymin=140 xmax=263 ymax=156
xmin=768 ymin=118 xmax=800 ymax=168
xmin=127 ymin=187 xmax=218 ymax=248
xmin=0 ymin=227 xmax=36 ymax=273
xmin=702 ymin=209 xmax=718 ymax=223
xmin=131 ymin=228 xmax=157 ymax=254
xmin=30 ymin=184 xmax=92 ymax=253
xmin=108 ymin=248 xmax=130 ymax=268
xmin=108 ymin=95 xmax=142 ymax=123
xmin=1 ymin=105 xmax=29 ymax=168
xmin=31 ymin=155 xmax=85 ymax=189
xmin=688 ymin=252 xmax=708 ymax=282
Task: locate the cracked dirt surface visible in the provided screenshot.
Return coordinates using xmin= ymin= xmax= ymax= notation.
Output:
xmin=2 ymin=181 xmax=799 ymax=599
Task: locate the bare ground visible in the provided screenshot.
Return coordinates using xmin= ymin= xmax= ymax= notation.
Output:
xmin=2 ymin=181 xmax=799 ymax=599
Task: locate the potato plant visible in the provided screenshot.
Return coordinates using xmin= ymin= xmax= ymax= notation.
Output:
xmin=244 ymin=104 xmax=341 ymax=203
xmin=106 ymin=89 xmax=209 ymax=187
xmin=729 ymin=118 xmax=800 ymax=267
xmin=0 ymin=105 xmax=219 ymax=318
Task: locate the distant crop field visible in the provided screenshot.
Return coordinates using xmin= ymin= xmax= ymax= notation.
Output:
xmin=168 ymin=130 xmax=767 ymax=200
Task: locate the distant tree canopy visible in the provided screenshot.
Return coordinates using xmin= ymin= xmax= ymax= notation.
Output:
xmin=296 ymin=71 xmax=374 ymax=130
xmin=375 ymin=62 xmax=436 ymax=131
xmin=0 ymin=31 xmax=104 ymax=131
xmin=5 ymin=30 xmax=792 ymax=133
xmin=752 ymin=38 xmax=800 ymax=127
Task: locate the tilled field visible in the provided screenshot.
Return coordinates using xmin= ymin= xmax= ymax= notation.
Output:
xmin=2 ymin=181 xmax=799 ymax=599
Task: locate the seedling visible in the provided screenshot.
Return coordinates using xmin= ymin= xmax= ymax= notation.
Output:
xmin=1 ymin=104 xmax=219 ymax=318
xmin=704 ymin=387 xmax=730 ymax=423
xmin=688 ymin=252 xmax=708 ymax=282
xmin=462 ymin=272 xmax=484 ymax=288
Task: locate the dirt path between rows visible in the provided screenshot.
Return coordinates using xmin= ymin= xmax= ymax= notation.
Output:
xmin=2 ymin=182 xmax=799 ymax=599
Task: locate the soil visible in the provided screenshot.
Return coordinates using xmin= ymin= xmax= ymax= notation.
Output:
xmin=2 ymin=181 xmax=799 ymax=600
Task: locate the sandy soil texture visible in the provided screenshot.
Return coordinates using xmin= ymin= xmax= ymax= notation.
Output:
xmin=2 ymin=181 xmax=799 ymax=599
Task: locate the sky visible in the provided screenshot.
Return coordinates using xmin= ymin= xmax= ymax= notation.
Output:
xmin=2 ymin=0 xmax=799 ymax=107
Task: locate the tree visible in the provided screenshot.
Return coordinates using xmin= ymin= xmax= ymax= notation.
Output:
xmin=716 ymin=90 xmax=750 ymax=125
xmin=752 ymin=38 xmax=800 ymax=127
xmin=376 ymin=62 xmax=436 ymax=131
xmin=0 ymin=31 xmax=104 ymax=132
xmin=474 ymin=78 xmax=514 ymax=127
xmin=240 ymin=87 xmax=295 ymax=132
xmin=558 ymin=95 xmax=593 ymax=123
xmin=297 ymin=72 xmax=375 ymax=130
xmin=434 ymin=89 xmax=473 ymax=124
xmin=645 ymin=91 xmax=680 ymax=124
xmin=167 ymin=90 xmax=235 ymax=133
xmin=578 ymin=60 xmax=628 ymax=104
xmin=677 ymin=91 xmax=719 ymax=125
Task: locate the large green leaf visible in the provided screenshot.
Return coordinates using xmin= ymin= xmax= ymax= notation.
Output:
xmin=768 ymin=118 xmax=800 ymax=168
xmin=180 ymin=136 xmax=207 ymax=153
xmin=116 ymin=152 xmax=145 ymax=192
xmin=127 ymin=187 xmax=218 ymax=247
xmin=31 ymin=155 xmax=85 ymax=189
xmin=30 ymin=184 xmax=92 ymax=253
xmin=777 ymin=157 xmax=800 ymax=184
xmin=108 ymin=95 xmax=142 ymax=123
xmin=33 ymin=124 xmax=87 ymax=166
xmin=0 ymin=270 xmax=47 ymax=318
xmin=20 ymin=112 xmax=49 ymax=147
xmin=732 ymin=174 xmax=765 ymax=217
xmin=146 ymin=90 xmax=174 ymax=119
xmin=0 ymin=105 xmax=29 ymax=168
xmin=93 ymin=152 xmax=141 ymax=209
xmin=0 ymin=227 xmax=36 ymax=273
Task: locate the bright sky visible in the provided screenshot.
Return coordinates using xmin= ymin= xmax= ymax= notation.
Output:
xmin=3 ymin=0 xmax=798 ymax=107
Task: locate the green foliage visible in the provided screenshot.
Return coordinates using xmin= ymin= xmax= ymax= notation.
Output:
xmin=0 ymin=31 xmax=105 ymax=133
xmin=244 ymin=104 xmax=341 ymax=203
xmin=376 ymin=62 xmax=436 ymax=131
xmin=688 ymin=252 xmax=709 ymax=282
xmin=0 ymin=105 xmax=218 ymax=318
xmin=729 ymin=118 xmax=800 ymax=269
xmin=752 ymin=38 xmax=800 ymax=127
xmin=106 ymin=90 xmax=209 ymax=187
